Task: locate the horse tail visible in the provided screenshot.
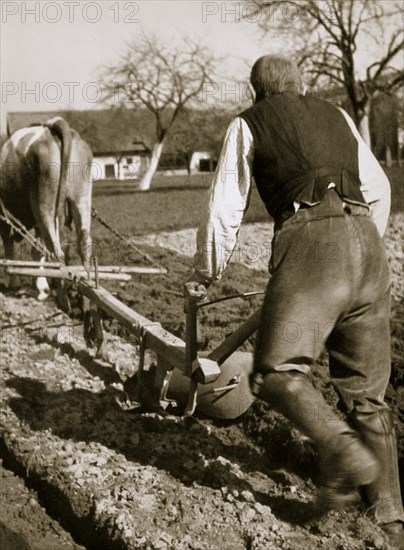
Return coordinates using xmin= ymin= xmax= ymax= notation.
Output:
xmin=44 ymin=117 xmax=73 ymax=228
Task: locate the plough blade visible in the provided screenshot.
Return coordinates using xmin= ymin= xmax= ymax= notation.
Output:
xmin=164 ymin=351 xmax=255 ymax=419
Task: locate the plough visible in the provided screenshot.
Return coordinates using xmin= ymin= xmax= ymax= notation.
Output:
xmin=1 ymin=197 xmax=261 ymax=418
xmin=1 ymin=263 xmax=261 ymax=420
xmin=77 ymin=278 xmax=262 ymax=418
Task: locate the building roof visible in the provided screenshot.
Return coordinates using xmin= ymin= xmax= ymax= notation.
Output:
xmin=6 ymin=106 xmax=235 ymax=158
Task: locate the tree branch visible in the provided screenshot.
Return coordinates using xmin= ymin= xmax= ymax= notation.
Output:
xmin=367 ymin=30 xmax=404 ymax=81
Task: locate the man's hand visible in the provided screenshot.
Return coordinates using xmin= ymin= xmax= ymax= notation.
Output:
xmin=183 ymin=269 xmax=211 ymax=303
xmin=183 ymin=281 xmax=208 ymax=302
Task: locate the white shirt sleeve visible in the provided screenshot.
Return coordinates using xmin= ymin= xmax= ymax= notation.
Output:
xmin=192 ymin=117 xmax=254 ymax=282
xmin=338 ymin=108 xmax=391 ymax=236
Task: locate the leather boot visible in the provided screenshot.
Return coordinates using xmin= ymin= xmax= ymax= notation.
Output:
xmin=349 ymin=409 xmax=404 ymax=547
xmin=252 ymin=371 xmax=380 ymax=510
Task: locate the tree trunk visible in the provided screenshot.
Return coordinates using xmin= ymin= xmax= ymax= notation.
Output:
xmin=358 ymin=97 xmax=372 ymax=147
xmin=138 ymin=139 xmax=166 ymax=191
xmin=385 ymin=145 xmax=392 ymax=167
xmin=358 ymin=113 xmax=371 ymax=147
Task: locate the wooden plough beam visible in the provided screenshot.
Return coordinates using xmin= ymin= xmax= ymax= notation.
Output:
xmin=6 ymin=267 xmax=132 ymax=282
xmin=77 ymin=279 xmax=187 ymax=372
xmin=1 ymin=259 xmax=166 ymax=282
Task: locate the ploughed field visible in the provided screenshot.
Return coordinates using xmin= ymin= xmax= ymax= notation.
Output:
xmin=0 ymin=169 xmax=403 ymax=549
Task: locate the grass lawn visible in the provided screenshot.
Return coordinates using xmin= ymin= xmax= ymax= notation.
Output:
xmin=92 ymin=179 xmax=268 ymax=237
xmin=92 ymin=165 xmax=403 ymax=237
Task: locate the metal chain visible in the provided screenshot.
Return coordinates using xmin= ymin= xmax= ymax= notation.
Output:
xmin=91 ymin=207 xmax=166 ymax=271
xmin=0 ymin=197 xmax=53 ymax=259
xmin=0 ymin=198 xmax=166 ymax=271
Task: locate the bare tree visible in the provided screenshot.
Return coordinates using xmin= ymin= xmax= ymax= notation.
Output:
xmin=102 ymin=34 xmax=217 ymax=190
xmin=250 ymin=0 xmax=403 ymax=144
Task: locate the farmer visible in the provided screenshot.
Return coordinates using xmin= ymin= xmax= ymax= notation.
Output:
xmin=184 ymin=55 xmax=404 ymax=545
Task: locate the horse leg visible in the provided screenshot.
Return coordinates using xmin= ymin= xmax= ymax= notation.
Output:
xmin=68 ymin=197 xmax=92 ymax=271
xmin=1 ymin=233 xmax=20 ymax=289
xmin=32 ymin=230 xmax=50 ymax=301
xmin=35 ymin=218 xmax=70 ymax=312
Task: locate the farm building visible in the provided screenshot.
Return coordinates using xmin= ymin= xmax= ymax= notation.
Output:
xmin=189 ymin=152 xmax=218 ymax=173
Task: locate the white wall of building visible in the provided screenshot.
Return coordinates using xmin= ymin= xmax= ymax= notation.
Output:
xmin=189 ymin=151 xmax=212 ymax=174
xmin=91 ymin=155 xmax=144 ymax=181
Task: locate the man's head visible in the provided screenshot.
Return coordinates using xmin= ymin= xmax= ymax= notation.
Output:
xmin=250 ymin=55 xmax=305 ymax=102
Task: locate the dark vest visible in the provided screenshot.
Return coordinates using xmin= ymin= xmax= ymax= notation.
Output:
xmin=240 ymin=95 xmax=367 ymax=221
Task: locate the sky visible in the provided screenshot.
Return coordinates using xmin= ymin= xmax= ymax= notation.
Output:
xmin=1 ymin=0 xmax=402 ymax=133
xmin=1 ymin=0 xmax=271 ymax=132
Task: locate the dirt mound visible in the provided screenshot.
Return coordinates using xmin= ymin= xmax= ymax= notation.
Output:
xmin=0 ymin=292 xmax=393 ymax=548
xmin=0 ymin=214 xmax=402 ymax=549
xmin=0 ymin=457 xmax=84 ymax=550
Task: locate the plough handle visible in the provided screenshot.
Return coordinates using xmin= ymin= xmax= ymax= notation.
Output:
xmin=199 ymin=291 xmax=265 ymax=308
xmin=185 ymin=297 xmax=198 ymax=377
xmin=208 ymin=308 xmax=261 ymax=365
